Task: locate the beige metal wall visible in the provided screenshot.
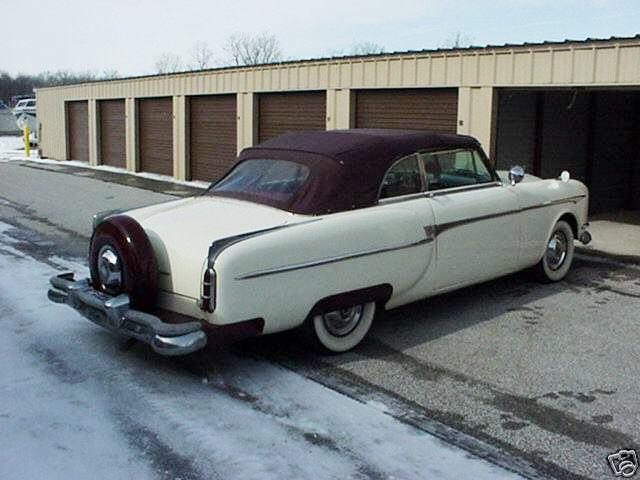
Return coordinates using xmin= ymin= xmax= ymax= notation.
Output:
xmin=37 ymin=38 xmax=640 ymax=177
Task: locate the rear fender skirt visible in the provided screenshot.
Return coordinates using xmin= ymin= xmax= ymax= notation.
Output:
xmin=308 ymin=284 xmax=393 ymax=318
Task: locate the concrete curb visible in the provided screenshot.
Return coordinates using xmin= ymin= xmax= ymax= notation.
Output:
xmin=16 ymin=161 xmax=204 ymax=198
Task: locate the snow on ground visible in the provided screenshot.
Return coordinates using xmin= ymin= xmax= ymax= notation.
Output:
xmin=0 ymin=135 xmax=30 ymax=158
xmin=0 ymin=221 xmax=523 ymax=480
xmin=0 ymin=135 xmax=209 ymax=190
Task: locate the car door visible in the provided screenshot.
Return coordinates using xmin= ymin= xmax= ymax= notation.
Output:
xmin=420 ymin=148 xmax=522 ymax=291
xmin=376 ymin=153 xmax=439 ymax=307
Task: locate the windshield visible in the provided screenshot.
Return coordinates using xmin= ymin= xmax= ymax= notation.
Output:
xmin=208 ymin=159 xmax=310 ymax=207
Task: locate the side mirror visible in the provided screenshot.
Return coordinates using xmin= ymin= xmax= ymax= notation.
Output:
xmin=508 ymin=165 xmax=525 ymax=186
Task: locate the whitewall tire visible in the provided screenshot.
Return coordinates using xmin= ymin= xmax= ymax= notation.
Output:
xmin=534 ymin=220 xmax=575 ymax=283
xmin=304 ymin=302 xmax=376 ymax=354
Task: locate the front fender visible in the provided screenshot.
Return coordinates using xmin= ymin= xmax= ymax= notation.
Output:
xmin=537 ymin=180 xmax=589 ymax=261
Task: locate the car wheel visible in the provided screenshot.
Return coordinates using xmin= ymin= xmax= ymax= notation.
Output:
xmin=304 ymin=302 xmax=375 ymax=354
xmin=534 ymin=220 xmax=575 ymax=283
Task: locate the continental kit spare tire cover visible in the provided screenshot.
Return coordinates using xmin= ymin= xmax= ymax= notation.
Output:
xmin=89 ymin=214 xmax=158 ymax=311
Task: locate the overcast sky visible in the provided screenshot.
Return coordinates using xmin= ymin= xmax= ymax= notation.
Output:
xmin=7 ymin=0 xmax=640 ymax=76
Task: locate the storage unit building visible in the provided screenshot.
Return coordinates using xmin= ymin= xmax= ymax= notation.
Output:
xmin=39 ymin=35 xmax=640 ymax=214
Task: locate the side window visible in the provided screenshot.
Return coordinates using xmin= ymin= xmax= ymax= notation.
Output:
xmin=379 ymin=154 xmax=423 ymax=200
xmin=420 ymin=149 xmax=493 ymax=191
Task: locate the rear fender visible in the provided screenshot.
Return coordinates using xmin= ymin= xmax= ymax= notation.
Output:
xmin=212 ymin=207 xmax=430 ymax=332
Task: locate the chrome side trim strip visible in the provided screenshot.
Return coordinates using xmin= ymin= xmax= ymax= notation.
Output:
xmin=527 ymin=194 xmax=587 ymax=209
xmin=377 ymin=181 xmax=504 ymax=206
xmin=198 ymin=217 xmax=322 ymax=312
xmin=436 ymin=194 xmax=587 ymax=235
xmin=234 ymin=194 xmax=585 ymax=281
xmin=235 ymin=237 xmax=432 ymax=280
xmin=208 ymin=218 xmax=322 ymax=265
xmin=425 ymin=181 xmax=503 ymax=198
xmin=377 ymin=191 xmax=428 ymax=206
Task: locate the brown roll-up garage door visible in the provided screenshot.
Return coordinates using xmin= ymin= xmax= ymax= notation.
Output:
xmin=138 ymin=97 xmax=173 ymax=176
xmin=258 ymin=91 xmax=326 ymax=143
xmin=66 ymin=100 xmax=88 ymax=161
xmin=355 ymin=89 xmax=458 ymax=134
xmin=188 ymin=95 xmax=237 ymax=182
xmin=99 ymin=99 xmax=126 ymax=168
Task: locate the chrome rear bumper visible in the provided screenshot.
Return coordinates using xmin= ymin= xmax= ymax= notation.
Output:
xmin=48 ymin=272 xmax=207 ymax=356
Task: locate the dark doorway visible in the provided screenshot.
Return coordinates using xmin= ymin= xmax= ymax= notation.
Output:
xmin=496 ymin=89 xmax=640 ymax=214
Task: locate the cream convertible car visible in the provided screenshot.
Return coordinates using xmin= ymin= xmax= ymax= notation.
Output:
xmin=48 ymin=130 xmax=592 ymax=355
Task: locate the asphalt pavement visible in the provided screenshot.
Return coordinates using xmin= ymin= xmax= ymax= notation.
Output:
xmin=1 ymin=159 xmax=638 ymax=479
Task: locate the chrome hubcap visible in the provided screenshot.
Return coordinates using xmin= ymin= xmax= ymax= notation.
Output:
xmin=322 ymin=305 xmax=364 ymax=337
xmin=546 ymin=231 xmax=568 ymax=271
xmin=97 ymin=245 xmax=122 ymax=291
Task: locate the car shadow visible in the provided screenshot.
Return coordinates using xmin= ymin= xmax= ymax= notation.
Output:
xmin=91 ymin=253 xmax=638 ymax=392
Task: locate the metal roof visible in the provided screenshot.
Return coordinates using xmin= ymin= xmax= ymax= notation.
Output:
xmin=36 ymin=34 xmax=640 ymax=90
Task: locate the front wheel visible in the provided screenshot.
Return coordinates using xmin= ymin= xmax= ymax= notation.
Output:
xmin=303 ymin=302 xmax=376 ymax=354
xmin=534 ymin=220 xmax=575 ymax=283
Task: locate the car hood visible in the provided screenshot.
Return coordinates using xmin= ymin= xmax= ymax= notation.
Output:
xmin=126 ymin=196 xmax=299 ymax=299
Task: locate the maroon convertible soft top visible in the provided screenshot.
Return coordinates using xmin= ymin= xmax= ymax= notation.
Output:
xmin=225 ymin=129 xmax=480 ymax=215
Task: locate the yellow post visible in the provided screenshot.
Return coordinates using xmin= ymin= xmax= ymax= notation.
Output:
xmin=23 ymin=125 xmax=30 ymax=158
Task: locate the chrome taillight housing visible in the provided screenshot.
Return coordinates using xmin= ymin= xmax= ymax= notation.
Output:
xmin=197 ymin=230 xmax=274 ymax=314
xmin=198 ymin=264 xmax=216 ymax=313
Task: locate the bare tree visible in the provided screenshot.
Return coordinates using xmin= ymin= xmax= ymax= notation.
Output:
xmin=0 ymin=70 xmax=117 ymax=105
xmin=189 ymin=42 xmax=214 ymax=70
xmin=350 ymin=41 xmax=385 ymax=56
xmin=101 ymin=69 xmax=120 ymax=79
xmin=443 ymin=32 xmax=474 ymax=49
xmin=224 ymin=33 xmax=282 ymax=66
xmin=154 ymin=53 xmax=183 ymax=74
